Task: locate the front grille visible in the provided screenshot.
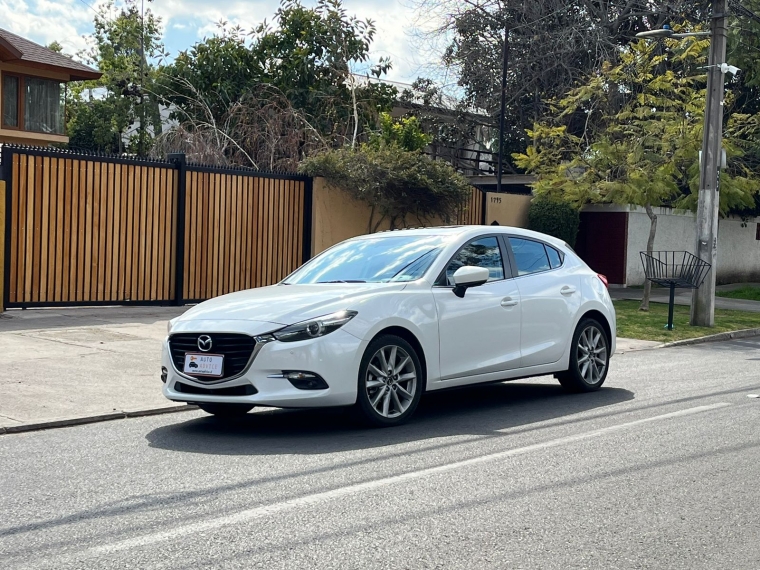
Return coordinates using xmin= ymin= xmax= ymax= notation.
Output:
xmin=169 ymin=333 xmax=256 ymax=381
xmin=175 ymin=381 xmax=257 ymax=396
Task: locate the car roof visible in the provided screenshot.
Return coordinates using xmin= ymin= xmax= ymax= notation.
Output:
xmin=348 ymin=225 xmax=568 ymax=249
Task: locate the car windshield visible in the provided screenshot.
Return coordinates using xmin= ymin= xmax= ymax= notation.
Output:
xmin=283 ymin=235 xmax=449 ymax=284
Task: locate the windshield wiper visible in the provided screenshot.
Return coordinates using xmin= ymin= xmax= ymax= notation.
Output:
xmin=317 ymin=280 xmax=367 ymax=283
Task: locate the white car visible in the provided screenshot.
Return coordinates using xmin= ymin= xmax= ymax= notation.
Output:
xmin=161 ymin=226 xmax=616 ymax=426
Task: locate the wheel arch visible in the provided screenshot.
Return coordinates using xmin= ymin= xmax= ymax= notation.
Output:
xmin=579 ymin=309 xmax=612 ymax=346
xmin=370 ymin=326 xmax=428 ymax=391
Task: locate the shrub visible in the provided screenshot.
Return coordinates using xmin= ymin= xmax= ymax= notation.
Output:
xmin=300 ymin=145 xmax=471 ymax=233
xmin=527 ymin=197 xmax=580 ymax=247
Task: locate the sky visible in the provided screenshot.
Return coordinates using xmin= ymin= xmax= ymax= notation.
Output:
xmin=0 ymin=0 xmax=444 ymax=86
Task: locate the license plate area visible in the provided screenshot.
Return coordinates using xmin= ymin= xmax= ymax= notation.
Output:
xmin=183 ymin=353 xmax=224 ymax=377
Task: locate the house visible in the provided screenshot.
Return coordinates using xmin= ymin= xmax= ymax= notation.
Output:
xmin=0 ymin=28 xmax=101 ymax=147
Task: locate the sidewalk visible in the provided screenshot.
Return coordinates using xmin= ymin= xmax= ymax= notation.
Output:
xmin=609 ymin=283 xmax=760 ymax=313
xmin=0 ymin=306 xmax=190 ymax=431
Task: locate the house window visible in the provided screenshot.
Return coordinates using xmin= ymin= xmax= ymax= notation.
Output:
xmin=1 ymin=74 xmax=65 ymax=135
xmin=2 ymin=74 xmax=19 ymax=128
xmin=24 ymin=77 xmax=64 ymax=134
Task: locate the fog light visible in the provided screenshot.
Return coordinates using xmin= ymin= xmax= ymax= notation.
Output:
xmin=161 ymin=367 xmax=168 ymax=383
xmin=284 ymin=371 xmax=328 ymax=390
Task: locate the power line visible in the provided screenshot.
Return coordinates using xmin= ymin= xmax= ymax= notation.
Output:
xmin=75 ymin=0 xmax=99 ymax=15
xmin=729 ymin=0 xmax=760 ymax=26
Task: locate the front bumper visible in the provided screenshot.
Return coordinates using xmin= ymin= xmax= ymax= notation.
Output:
xmin=162 ymin=328 xmax=366 ymax=408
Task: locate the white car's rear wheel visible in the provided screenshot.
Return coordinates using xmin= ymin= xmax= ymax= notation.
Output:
xmin=355 ymin=335 xmax=423 ymax=427
xmin=557 ymin=318 xmax=609 ymax=392
xmin=197 ymin=403 xmax=254 ymax=417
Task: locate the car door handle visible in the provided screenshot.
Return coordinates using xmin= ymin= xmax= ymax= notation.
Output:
xmin=560 ymin=286 xmax=577 ymax=295
xmin=501 ymin=297 xmax=519 ymax=307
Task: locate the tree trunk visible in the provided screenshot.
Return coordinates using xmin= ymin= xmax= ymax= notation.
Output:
xmin=367 ymin=204 xmax=376 ymax=234
xmin=639 ymin=203 xmax=657 ymax=312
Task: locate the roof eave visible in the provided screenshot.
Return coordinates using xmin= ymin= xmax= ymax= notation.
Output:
xmin=4 ymin=59 xmax=102 ymax=81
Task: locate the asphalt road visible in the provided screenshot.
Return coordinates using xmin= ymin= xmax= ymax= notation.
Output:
xmin=1 ymin=338 xmax=760 ymax=569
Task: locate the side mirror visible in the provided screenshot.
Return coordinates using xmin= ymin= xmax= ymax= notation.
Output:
xmin=452 ymin=266 xmax=490 ymax=298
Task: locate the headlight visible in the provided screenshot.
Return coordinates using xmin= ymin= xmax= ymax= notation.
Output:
xmin=273 ymin=310 xmax=358 ymax=342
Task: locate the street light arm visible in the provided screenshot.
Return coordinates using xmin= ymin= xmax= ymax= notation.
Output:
xmin=672 ymin=32 xmax=712 ymax=38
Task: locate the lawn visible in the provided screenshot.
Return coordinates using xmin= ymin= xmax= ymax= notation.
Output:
xmin=716 ymin=286 xmax=760 ymax=302
xmin=613 ymin=300 xmax=760 ymax=342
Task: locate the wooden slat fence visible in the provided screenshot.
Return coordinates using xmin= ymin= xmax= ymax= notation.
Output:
xmin=4 ymin=151 xmax=177 ymax=305
xmin=181 ymin=168 xmax=308 ymax=302
xmin=456 ymin=186 xmax=485 ymax=225
xmin=1 ymin=147 xmax=312 ymax=308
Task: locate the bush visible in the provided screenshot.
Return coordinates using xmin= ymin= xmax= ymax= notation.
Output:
xmin=527 ymin=197 xmax=580 ymax=247
xmin=300 ymin=145 xmax=472 ymax=233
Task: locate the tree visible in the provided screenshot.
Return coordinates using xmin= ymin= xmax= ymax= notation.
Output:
xmin=409 ymin=0 xmax=712 ymax=169
xmin=367 ymin=112 xmax=432 ymax=152
xmin=513 ymin=34 xmax=760 ymax=310
xmin=67 ymin=0 xmax=165 ymax=154
xmin=157 ymin=0 xmax=396 ymax=165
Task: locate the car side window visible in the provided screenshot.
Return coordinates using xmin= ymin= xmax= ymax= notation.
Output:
xmin=546 ymin=245 xmax=563 ymax=269
xmin=441 ymin=236 xmax=505 ymax=286
xmin=509 ymin=237 xmax=551 ymax=276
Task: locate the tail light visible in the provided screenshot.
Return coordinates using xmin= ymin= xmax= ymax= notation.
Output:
xmin=597 ymin=274 xmax=609 ymax=288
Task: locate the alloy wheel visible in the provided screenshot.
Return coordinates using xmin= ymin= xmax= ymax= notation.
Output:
xmin=576 ymin=325 xmax=608 ymax=385
xmin=365 ymin=345 xmax=418 ymax=418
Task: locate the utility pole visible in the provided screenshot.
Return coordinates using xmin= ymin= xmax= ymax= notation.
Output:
xmin=496 ymin=22 xmax=509 ymax=194
xmin=138 ymin=0 xmax=147 ymax=157
xmin=691 ymin=0 xmax=728 ymax=327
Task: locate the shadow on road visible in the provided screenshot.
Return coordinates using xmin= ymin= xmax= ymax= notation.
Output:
xmin=146 ymin=381 xmax=635 ymax=456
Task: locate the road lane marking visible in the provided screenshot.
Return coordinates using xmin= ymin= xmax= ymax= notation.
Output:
xmin=93 ymin=402 xmax=730 ymax=554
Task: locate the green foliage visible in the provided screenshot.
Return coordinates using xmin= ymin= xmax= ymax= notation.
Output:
xmin=159 ymin=0 xmax=396 ymax=154
xmin=67 ymin=0 xmax=165 ymax=154
xmin=527 ymin=197 xmax=580 ymax=247
xmin=368 ymin=113 xmax=432 ymax=152
xmin=300 ymin=146 xmax=472 ymax=232
xmin=67 ymin=99 xmax=122 ymax=152
xmin=514 ymin=32 xmax=760 ymax=217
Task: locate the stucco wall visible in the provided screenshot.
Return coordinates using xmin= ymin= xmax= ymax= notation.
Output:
xmin=621 ymin=205 xmax=760 ymax=286
xmin=311 ymin=177 xmax=451 ymax=255
xmin=484 ymin=193 xmax=532 ymax=227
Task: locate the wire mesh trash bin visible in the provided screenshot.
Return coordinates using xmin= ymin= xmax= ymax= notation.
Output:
xmin=640 ymin=251 xmax=712 ymax=330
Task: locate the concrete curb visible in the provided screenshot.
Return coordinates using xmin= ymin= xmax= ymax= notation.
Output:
xmin=658 ymin=327 xmax=760 ymax=349
xmin=0 ymin=404 xmax=197 ymax=435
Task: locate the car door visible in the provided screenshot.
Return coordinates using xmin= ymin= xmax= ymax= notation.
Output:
xmin=507 ymin=237 xmax=580 ymax=368
xmin=432 ymin=235 xmax=521 ymax=381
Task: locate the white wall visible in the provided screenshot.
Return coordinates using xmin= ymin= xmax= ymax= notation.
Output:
xmin=621 ymin=206 xmax=760 ymax=286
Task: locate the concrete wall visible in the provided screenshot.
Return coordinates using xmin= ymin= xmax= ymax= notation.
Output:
xmin=612 ymin=205 xmax=760 ymax=286
xmin=484 ymin=192 xmax=532 ymax=227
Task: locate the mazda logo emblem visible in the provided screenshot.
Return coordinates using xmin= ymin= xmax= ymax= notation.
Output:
xmin=197 ymin=335 xmax=213 ymax=352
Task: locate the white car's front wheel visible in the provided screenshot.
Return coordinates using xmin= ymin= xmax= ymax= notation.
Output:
xmin=355 ymin=335 xmax=424 ymax=427
xmin=557 ymin=318 xmax=610 ymax=392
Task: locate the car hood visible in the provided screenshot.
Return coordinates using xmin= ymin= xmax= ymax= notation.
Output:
xmin=175 ymin=283 xmax=407 ymax=327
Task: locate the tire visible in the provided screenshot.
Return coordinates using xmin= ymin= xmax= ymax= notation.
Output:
xmin=197 ymin=403 xmax=254 ymax=417
xmin=557 ymin=318 xmax=610 ymax=393
xmin=354 ymin=334 xmax=424 ymax=427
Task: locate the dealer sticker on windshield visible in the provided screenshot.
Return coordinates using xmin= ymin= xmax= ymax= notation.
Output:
xmin=184 ymin=353 xmax=224 ymax=377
